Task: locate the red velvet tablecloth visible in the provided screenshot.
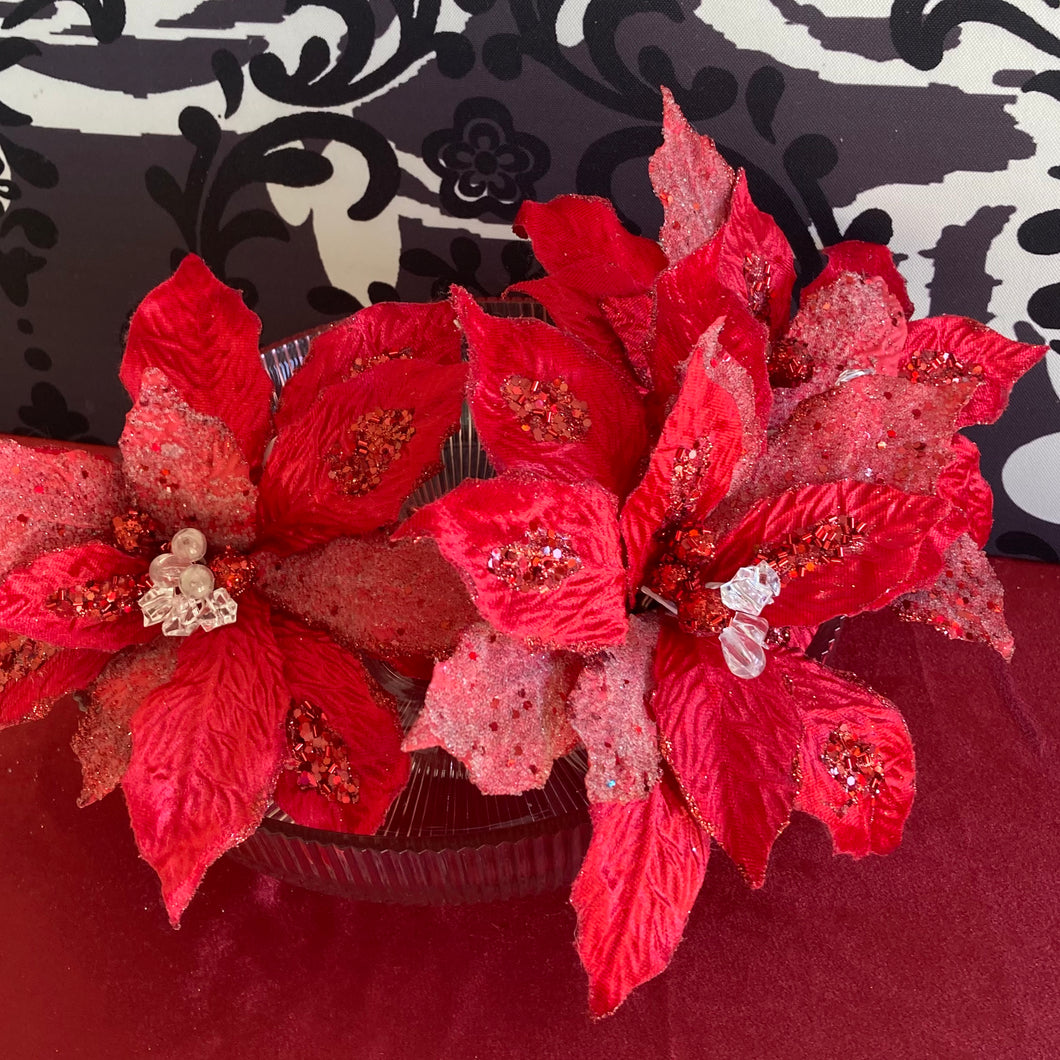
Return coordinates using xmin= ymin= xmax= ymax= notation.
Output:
xmin=1 ymin=559 xmax=1057 ymax=1060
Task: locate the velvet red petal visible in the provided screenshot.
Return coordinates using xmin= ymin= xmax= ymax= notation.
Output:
xmin=255 ymin=533 xmax=478 ymax=659
xmin=259 ymin=358 xmax=467 ymax=551
xmin=0 ymin=542 xmax=152 ymax=651
xmin=571 ymin=776 xmax=709 ymax=1018
xmin=119 ymin=368 xmax=259 ymax=550
xmin=621 ymin=321 xmax=743 ymax=594
xmin=893 ymin=534 xmax=1014 ymax=660
xmin=270 ymin=613 xmax=410 ymax=833
xmin=792 ymin=656 xmax=915 ymax=857
xmin=0 ymin=640 xmax=108 ymax=728
xmin=403 ymin=623 xmax=578 ymax=794
xmin=901 ymin=315 xmax=1047 ymax=427
xmin=513 ymin=195 xmax=667 ymax=294
xmin=568 ymin=614 xmax=662 ymax=803
xmin=652 ymin=625 xmax=801 ymax=886
xmin=72 ymin=639 xmax=181 ymax=806
xmin=649 ymin=87 xmax=735 ymax=263
xmin=122 ymin=591 xmax=289 ymax=926
xmin=395 ymin=475 xmax=628 ymax=650
xmin=119 ymin=254 xmax=273 ymax=472
xmin=937 ymin=435 xmax=993 ymax=548
xmin=806 ymin=240 xmax=915 ymax=317
xmin=714 ymin=480 xmax=954 ymax=628
xmin=0 ymin=439 xmax=126 ymax=580
xmin=276 ymin=300 xmax=461 ymax=428
xmin=455 ymin=287 xmax=648 ymax=497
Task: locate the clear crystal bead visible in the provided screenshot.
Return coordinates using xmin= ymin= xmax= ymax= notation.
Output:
xmin=720 ymin=562 xmax=781 ymax=616
xmin=719 ymin=612 xmax=770 ymax=680
xmin=170 ymin=527 xmax=207 ymax=563
xmin=161 ymin=595 xmax=204 ymax=637
xmin=139 ymin=585 xmax=176 ymax=626
xmin=148 ymin=552 xmax=186 ymax=588
xmin=198 ymin=588 xmax=238 ymax=632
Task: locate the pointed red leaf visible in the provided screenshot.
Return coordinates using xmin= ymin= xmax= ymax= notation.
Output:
xmin=715 ymin=480 xmax=955 ymax=628
xmin=120 ymin=254 xmax=273 ymax=472
xmin=649 ymin=87 xmax=735 ymax=263
xmin=0 ymin=542 xmax=152 ymax=651
xmin=568 ymin=614 xmax=662 ymax=803
xmin=0 ymin=637 xmax=108 ymax=728
xmin=259 ymin=358 xmax=467 ymax=550
xmin=621 ymin=321 xmax=743 ymax=594
xmin=791 ymin=655 xmax=915 ymax=857
xmin=571 ymin=776 xmax=709 ymax=1018
xmin=0 ymin=439 xmax=125 ymax=581
xmin=119 ymin=368 xmax=259 ymax=550
xmin=652 ymin=624 xmax=801 ymax=886
xmin=72 ymin=639 xmax=181 ymax=805
xmin=455 ymin=287 xmax=648 ymax=497
xmin=276 ymin=300 xmax=462 ymax=428
xmin=937 ymin=435 xmax=993 ymax=548
xmin=808 ymin=240 xmax=914 ymax=317
xmin=122 ymin=591 xmax=289 ymax=925
xmin=403 ymin=623 xmax=577 ymax=794
xmin=902 ymin=316 xmax=1047 ymax=426
xmin=255 ymin=533 xmax=478 ymax=659
xmin=271 ymin=613 xmax=410 ymax=833
xmin=893 ymin=534 xmax=1014 ymax=659
xmin=395 ymin=475 xmax=628 ymax=650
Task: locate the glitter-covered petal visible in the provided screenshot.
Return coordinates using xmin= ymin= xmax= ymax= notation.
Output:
xmin=71 ymin=639 xmax=181 ymax=805
xmin=455 ymin=287 xmax=648 ymax=498
xmin=621 ymin=321 xmax=743 ymax=595
xmin=791 ymin=655 xmax=915 ymax=858
xmin=571 ymin=776 xmax=709 ymax=1018
xmin=0 ymin=542 xmax=152 ymax=651
xmin=119 ymin=368 xmax=259 ymax=549
xmin=259 ymin=358 xmax=467 ymax=551
xmin=395 ymin=475 xmax=628 ymax=650
xmin=568 ymin=614 xmax=662 ymax=803
xmin=0 ymin=440 xmax=126 ymax=581
xmin=255 ymin=534 xmax=477 ymax=659
xmin=893 ymin=534 xmax=1014 ymax=659
xmin=806 ymin=240 xmax=915 ymax=318
xmin=716 ymin=480 xmax=955 ymax=629
xmin=122 ymin=591 xmax=289 ymax=926
xmin=271 ymin=613 xmax=410 ymax=833
xmin=937 ymin=435 xmax=993 ymax=548
xmin=0 ymin=637 xmax=108 ymax=729
xmin=119 ymin=254 xmax=273 ymax=472
xmin=276 ymin=300 xmax=462 ymax=428
xmin=403 ymin=623 xmax=578 ymax=794
xmin=901 ymin=315 xmax=1047 ymax=427
xmin=652 ymin=624 xmax=801 ymax=886
xmin=649 ymin=86 xmax=735 ymax=263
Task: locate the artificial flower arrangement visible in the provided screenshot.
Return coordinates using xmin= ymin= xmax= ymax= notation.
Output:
xmin=0 ymin=89 xmax=1044 ymax=1017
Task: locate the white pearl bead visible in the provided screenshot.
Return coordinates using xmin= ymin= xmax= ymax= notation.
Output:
xmin=179 ymin=563 xmax=215 ymax=600
xmin=149 ymin=552 xmax=185 ymax=588
xmin=170 ymin=527 xmax=207 ymax=563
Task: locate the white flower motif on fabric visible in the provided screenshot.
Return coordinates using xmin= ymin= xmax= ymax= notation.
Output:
xmin=138 ymin=527 xmax=238 ymax=637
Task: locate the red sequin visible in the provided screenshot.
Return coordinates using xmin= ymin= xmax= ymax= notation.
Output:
xmin=327 ymin=407 xmax=416 ymax=496
xmin=487 ymin=525 xmax=583 ymax=592
xmin=743 ymin=254 xmax=772 ymax=321
xmin=757 ymin=515 xmax=867 ymax=580
xmin=901 ymin=348 xmax=984 ymax=385
xmin=675 ymin=584 xmax=733 ymax=636
xmin=46 ymin=572 xmax=150 ymax=621
xmin=0 ymin=632 xmax=58 ymax=691
xmin=208 ymin=548 xmax=257 ymax=598
xmin=767 ymin=337 xmax=815 ymax=388
xmin=111 ymin=509 xmax=163 ymax=555
xmin=820 ymin=724 xmax=884 ymax=814
xmin=345 ymin=346 xmax=412 ymax=378
xmin=500 ymin=374 xmax=592 ymax=443
xmin=284 ymin=700 xmax=361 ymax=804
xmin=667 ymin=438 xmax=713 ymax=521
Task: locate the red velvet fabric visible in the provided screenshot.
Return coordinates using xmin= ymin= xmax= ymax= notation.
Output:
xmin=1 ymin=558 xmax=1057 ymax=1059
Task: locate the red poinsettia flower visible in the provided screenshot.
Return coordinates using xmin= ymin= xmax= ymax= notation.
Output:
xmin=394 ymin=89 xmax=1046 ymax=1016
xmin=0 ymin=255 xmax=476 ymax=924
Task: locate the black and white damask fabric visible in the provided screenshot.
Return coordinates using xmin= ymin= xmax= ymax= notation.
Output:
xmin=0 ymin=1 xmax=1058 ymax=559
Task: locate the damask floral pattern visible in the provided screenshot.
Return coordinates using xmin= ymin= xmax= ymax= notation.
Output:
xmin=0 ymin=0 xmax=1057 ymax=557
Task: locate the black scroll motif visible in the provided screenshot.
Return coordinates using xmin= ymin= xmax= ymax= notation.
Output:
xmin=249 ymin=0 xmax=473 ymax=108
xmin=146 ymin=108 xmax=401 ymax=306
xmin=1 ymin=0 xmax=125 ymax=43
xmin=890 ymin=0 xmax=1060 ymax=70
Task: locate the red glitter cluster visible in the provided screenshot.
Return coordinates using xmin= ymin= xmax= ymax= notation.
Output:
xmin=756 ymin=515 xmax=867 ymax=580
xmin=646 ymin=528 xmax=733 ymax=635
xmin=667 ymin=437 xmax=713 ymax=521
xmin=0 ymin=633 xmax=58 ymax=692
xmin=208 ymin=548 xmax=257 ymax=598
xmin=742 ymin=254 xmax=772 ymax=321
xmin=111 ymin=509 xmax=163 ymax=555
xmin=901 ymin=348 xmax=984 ymax=385
xmin=487 ymin=525 xmax=583 ymax=593
xmin=500 ymin=374 xmax=592 ymax=443
xmin=285 ymin=700 xmax=361 ymax=804
xmin=345 ymin=346 xmax=412 ymax=378
xmin=46 ymin=572 xmax=150 ymax=621
xmin=767 ymin=337 xmax=815 ymax=388
xmin=821 ymin=724 xmax=885 ymax=814
xmin=327 ymin=406 xmax=416 ymax=496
